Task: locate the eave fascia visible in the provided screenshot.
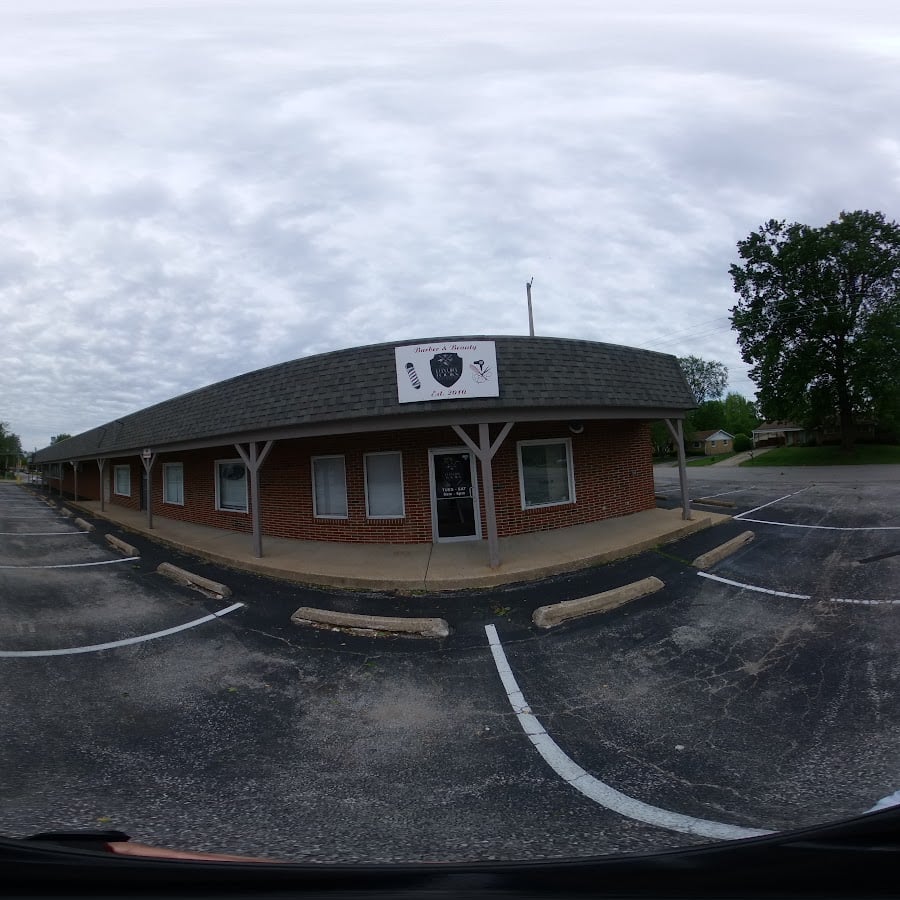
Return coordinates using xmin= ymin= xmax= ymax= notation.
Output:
xmin=35 ymin=406 xmax=691 ymax=462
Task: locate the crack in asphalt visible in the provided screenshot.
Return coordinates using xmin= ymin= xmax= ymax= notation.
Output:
xmin=858 ymin=548 xmax=900 ymax=563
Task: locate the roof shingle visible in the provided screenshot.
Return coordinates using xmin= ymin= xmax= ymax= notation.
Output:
xmin=34 ymin=335 xmax=696 ymax=462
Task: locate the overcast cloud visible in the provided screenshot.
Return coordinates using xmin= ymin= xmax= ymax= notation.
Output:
xmin=2 ymin=0 xmax=899 ymax=451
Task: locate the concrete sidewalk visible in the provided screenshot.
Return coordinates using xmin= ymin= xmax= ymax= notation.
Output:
xmin=710 ymin=447 xmax=775 ymax=466
xmin=653 ymin=447 xmax=774 ymax=469
xmin=52 ymin=493 xmax=729 ymax=592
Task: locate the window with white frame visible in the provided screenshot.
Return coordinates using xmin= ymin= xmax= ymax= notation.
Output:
xmin=114 ymin=465 xmax=131 ymax=497
xmin=312 ymin=455 xmax=348 ymax=518
xmin=364 ymin=451 xmax=404 ymax=518
xmin=517 ymin=438 xmax=575 ymax=509
xmin=163 ymin=463 xmax=184 ymax=505
xmin=216 ymin=460 xmax=248 ymax=512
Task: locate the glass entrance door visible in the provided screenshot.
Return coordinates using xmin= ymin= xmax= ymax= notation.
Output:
xmin=429 ymin=449 xmax=480 ymax=541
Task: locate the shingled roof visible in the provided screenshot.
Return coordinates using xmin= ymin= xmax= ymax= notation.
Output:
xmin=33 ymin=335 xmax=696 ymax=463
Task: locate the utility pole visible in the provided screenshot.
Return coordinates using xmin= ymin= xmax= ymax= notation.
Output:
xmin=526 ymin=277 xmax=535 ymax=336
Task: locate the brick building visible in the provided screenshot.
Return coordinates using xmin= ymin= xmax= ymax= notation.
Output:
xmin=32 ymin=335 xmax=696 ymax=567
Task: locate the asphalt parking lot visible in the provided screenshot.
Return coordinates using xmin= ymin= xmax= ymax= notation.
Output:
xmin=1 ymin=473 xmax=898 ymax=863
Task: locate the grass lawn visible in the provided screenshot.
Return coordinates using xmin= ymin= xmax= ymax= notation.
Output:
xmin=740 ymin=444 xmax=900 ymax=466
xmin=686 ymin=452 xmax=736 ymax=467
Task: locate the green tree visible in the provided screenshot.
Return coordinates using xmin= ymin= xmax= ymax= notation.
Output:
xmin=683 ymin=393 xmax=758 ymax=443
xmin=678 ymin=355 xmax=729 ymax=404
xmin=730 ymin=209 xmax=900 ymax=451
xmin=688 ymin=400 xmax=725 ymax=433
xmin=722 ymin=392 xmax=759 ymax=437
xmin=0 ymin=422 xmax=23 ymax=475
xmin=50 ymin=433 xmax=72 ymax=444
xmin=650 ymin=421 xmax=674 ymax=456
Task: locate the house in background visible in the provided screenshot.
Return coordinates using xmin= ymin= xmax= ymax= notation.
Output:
xmin=752 ymin=422 xmax=810 ymax=447
xmin=688 ymin=429 xmax=734 ymax=456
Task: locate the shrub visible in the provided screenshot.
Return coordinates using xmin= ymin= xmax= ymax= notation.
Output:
xmin=733 ymin=433 xmax=752 ymax=452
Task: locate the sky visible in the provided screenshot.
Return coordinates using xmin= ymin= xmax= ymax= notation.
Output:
xmin=2 ymin=0 xmax=899 ymax=453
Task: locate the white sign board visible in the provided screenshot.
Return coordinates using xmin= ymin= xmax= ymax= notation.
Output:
xmin=395 ymin=341 xmax=499 ymax=403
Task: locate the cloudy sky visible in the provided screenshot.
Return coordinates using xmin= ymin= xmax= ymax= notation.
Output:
xmin=2 ymin=0 xmax=899 ymax=452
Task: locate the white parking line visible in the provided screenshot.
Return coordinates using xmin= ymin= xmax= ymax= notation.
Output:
xmin=830 ymin=597 xmax=900 ymax=606
xmin=0 ymin=557 xmax=140 ymax=569
xmin=869 ymin=789 xmax=900 ymax=812
xmin=735 ymin=517 xmax=900 ymax=532
xmin=0 ymin=531 xmax=91 ymax=536
xmin=697 ymin=572 xmax=899 ymax=606
xmin=697 ymin=572 xmax=811 ymax=599
xmin=484 ymin=624 xmax=772 ymax=841
xmin=0 ymin=603 xmax=245 ymax=657
xmin=733 ymin=488 xmax=810 ymax=520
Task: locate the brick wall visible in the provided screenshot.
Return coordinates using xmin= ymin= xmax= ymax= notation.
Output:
xmin=52 ymin=419 xmax=655 ymax=543
xmin=487 ymin=420 xmax=655 ymax=536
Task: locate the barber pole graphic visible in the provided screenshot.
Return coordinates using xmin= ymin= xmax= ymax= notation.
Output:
xmin=405 ymin=362 xmax=421 ymax=389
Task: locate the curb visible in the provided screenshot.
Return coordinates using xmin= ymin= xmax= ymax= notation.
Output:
xmin=106 ymin=534 xmax=140 ymax=557
xmin=58 ymin=502 xmax=728 ymax=594
xmin=291 ymin=607 xmax=450 ymax=638
xmin=692 ymin=531 xmax=755 ymax=570
xmin=694 ymin=497 xmax=737 ymax=508
xmin=533 ymin=576 xmax=665 ymax=629
xmin=73 ymin=517 xmax=95 ymax=532
xmin=157 ymin=562 xmax=232 ymax=599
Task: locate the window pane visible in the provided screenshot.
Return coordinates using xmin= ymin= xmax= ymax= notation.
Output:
xmin=313 ymin=457 xmax=347 ymax=517
xmin=521 ymin=442 xmax=571 ymax=507
xmin=218 ymin=462 xmax=247 ymax=511
xmin=115 ymin=466 xmax=130 ymax=495
xmin=164 ymin=464 xmax=183 ymax=504
xmin=366 ymin=453 xmax=403 ymax=517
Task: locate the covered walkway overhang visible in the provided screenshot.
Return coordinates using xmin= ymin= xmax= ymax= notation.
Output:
xmin=35 ymin=405 xmax=692 ymax=567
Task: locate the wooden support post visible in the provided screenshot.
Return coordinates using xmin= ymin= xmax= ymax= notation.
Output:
xmin=452 ymin=422 xmax=515 ymax=568
xmin=235 ymin=440 xmax=275 ymax=558
xmin=97 ymin=459 xmax=107 ymax=511
xmin=663 ymin=418 xmax=692 ymax=521
xmin=141 ymin=451 xmax=156 ymax=529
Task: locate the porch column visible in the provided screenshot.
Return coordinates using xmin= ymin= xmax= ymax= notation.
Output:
xmin=235 ymin=440 xmax=276 ymax=558
xmin=452 ymin=422 xmax=515 ymax=568
xmin=70 ymin=460 xmax=78 ymax=502
xmin=664 ymin=418 xmax=692 ymax=521
xmin=140 ymin=450 xmax=156 ymax=529
xmin=97 ymin=459 xmax=107 ymax=511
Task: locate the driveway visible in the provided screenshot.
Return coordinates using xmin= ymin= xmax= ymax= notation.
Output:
xmin=1 ymin=480 xmax=898 ymax=863
xmin=708 ymin=447 xmax=774 ymax=466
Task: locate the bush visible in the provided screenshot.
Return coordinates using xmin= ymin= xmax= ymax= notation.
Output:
xmin=733 ymin=433 xmax=752 ymax=452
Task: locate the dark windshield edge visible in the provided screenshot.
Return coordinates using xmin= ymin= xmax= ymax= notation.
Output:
xmin=3 ymin=806 xmax=899 ymax=897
